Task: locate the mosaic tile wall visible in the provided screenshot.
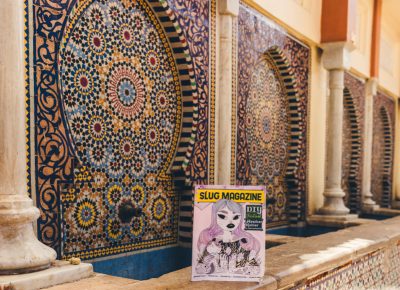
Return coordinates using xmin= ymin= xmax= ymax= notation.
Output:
xmin=371 ymin=91 xmax=395 ymax=208
xmin=342 ymin=73 xmax=365 ymax=213
xmin=167 ymin=0 xmax=214 ymax=246
xmin=291 ymin=241 xmax=400 ymax=289
xmin=236 ymin=4 xmax=310 ymax=227
xmin=168 ymin=0 xmax=210 ymax=183
xmin=26 ymin=0 xmax=211 ymax=259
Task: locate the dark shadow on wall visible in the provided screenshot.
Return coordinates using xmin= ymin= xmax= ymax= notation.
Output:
xmin=342 ymin=87 xmax=363 ymax=214
xmin=92 ymin=246 xmax=192 ymax=280
xmin=378 ymin=106 xmax=393 ymax=208
xmin=371 ymin=91 xmax=395 ymax=209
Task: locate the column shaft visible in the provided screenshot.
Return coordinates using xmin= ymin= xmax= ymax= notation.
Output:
xmin=325 ymin=70 xmax=345 ymax=190
xmin=0 ymin=0 xmax=56 ymax=274
xmin=215 ymin=0 xmax=238 ymax=185
xmin=0 ymin=0 xmax=27 ymax=195
xmin=319 ymin=69 xmax=350 ymax=215
xmin=317 ymin=42 xmax=355 ymax=217
xmin=361 ymin=79 xmax=379 ymax=210
xmin=393 ymin=97 xmax=400 ymax=208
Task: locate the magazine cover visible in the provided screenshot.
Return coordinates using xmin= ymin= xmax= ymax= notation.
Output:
xmin=192 ymin=185 xmax=266 ymax=282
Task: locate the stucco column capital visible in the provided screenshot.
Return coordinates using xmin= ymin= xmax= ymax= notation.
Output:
xmin=366 ymin=77 xmax=379 ymax=96
xmin=219 ymin=0 xmax=239 ymax=17
xmin=321 ymin=41 xmax=355 ymax=71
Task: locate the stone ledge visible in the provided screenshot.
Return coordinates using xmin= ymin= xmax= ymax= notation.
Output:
xmin=307 ymin=214 xmax=360 ymax=228
xmin=132 ymin=267 xmax=276 ymax=290
xmin=264 ymin=218 xmax=400 ymax=288
xmin=43 ymin=273 xmax=138 ymax=290
xmin=132 ymin=216 xmax=400 ymax=289
xmin=0 ymin=261 xmax=93 ymax=290
xmin=371 ymin=207 xmax=400 ymax=216
xmin=32 ymin=216 xmax=400 ymax=290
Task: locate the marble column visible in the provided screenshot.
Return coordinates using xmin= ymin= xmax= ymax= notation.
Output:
xmin=215 ymin=0 xmax=238 ymax=185
xmin=318 ymin=42 xmax=354 ymax=216
xmin=361 ymin=78 xmax=379 ymax=211
xmin=0 ymin=0 xmax=56 ymax=274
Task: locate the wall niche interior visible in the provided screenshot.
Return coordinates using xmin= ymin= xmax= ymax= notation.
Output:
xmin=236 ymin=4 xmax=310 ymax=227
xmin=342 ymin=73 xmax=365 ymax=213
xmin=371 ymin=91 xmax=395 ymax=208
xmin=26 ymin=0 xmax=211 ymax=260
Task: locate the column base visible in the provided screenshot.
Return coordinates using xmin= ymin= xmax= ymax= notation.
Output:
xmin=369 ymin=207 xmax=400 ymax=217
xmin=392 ymin=200 xmax=400 ymax=209
xmin=361 ymin=191 xmax=379 ymax=212
xmin=0 ymin=261 xmax=93 ymax=290
xmin=0 ymin=195 xmax=56 ymax=274
xmin=318 ymin=188 xmax=350 ymax=215
xmin=308 ymin=214 xmax=359 ymax=228
xmin=362 ymin=203 xmax=380 ymax=214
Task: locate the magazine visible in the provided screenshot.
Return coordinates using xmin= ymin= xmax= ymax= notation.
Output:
xmin=192 ymin=185 xmax=266 ymax=282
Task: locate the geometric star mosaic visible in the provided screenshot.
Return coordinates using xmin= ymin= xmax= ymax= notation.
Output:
xmin=26 ymin=0 xmax=210 ymax=259
xmin=59 ymin=0 xmax=183 ymax=258
xmin=237 ymin=4 xmax=310 ymax=227
xmin=244 ymin=54 xmax=289 ymax=224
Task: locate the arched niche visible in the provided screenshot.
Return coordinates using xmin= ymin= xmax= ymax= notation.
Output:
xmin=342 ymin=87 xmax=362 ymax=213
xmin=238 ymin=46 xmax=303 ymax=227
xmin=54 ymin=0 xmax=198 ymax=259
xmin=371 ymin=106 xmax=393 ymax=208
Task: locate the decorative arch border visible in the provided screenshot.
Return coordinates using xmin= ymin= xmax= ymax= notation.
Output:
xmin=343 ymin=88 xmax=362 ymax=213
xmin=29 ymin=0 xmax=199 ymax=256
xmin=379 ymin=106 xmax=393 ymax=208
xmin=155 ymin=0 xmax=198 ymax=177
xmin=264 ymin=46 xmax=304 ymax=224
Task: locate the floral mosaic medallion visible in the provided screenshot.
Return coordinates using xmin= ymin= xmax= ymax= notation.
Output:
xmin=59 ymin=0 xmax=182 ymax=257
xmin=245 ymin=55 xmax=288 ymax=223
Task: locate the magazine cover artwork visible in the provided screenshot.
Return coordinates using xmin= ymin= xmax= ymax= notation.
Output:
xmin=192 ymin=185 xmax=266 ymax=282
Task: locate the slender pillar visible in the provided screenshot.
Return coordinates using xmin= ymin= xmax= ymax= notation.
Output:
xmin=361 ymin=78 xmax=379 ymax=211
xmin=393 ymin=99 xmax=400 ymax=209
xmin=362 ymin=0 xmax=382 ymax=211
xmin=215 ymin=0 xmax=238 ymax=185
xmin=0 ymin=0 xmax=56 ymax=274
xmin=319 ymin=42 xmax=354 ymax=216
